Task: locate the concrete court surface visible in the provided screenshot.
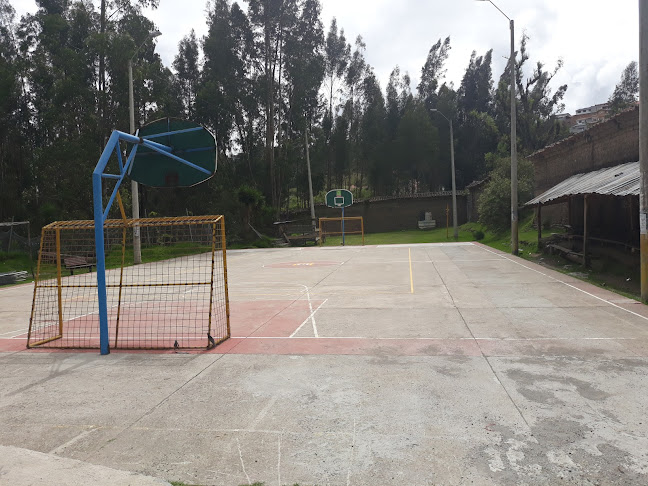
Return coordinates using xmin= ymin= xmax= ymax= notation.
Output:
xmin=1 ymin=242 xmax=648 ymax=485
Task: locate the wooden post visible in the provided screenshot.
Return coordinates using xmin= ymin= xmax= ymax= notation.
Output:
xmin=583 ymin=195 xmax=588 ymax=267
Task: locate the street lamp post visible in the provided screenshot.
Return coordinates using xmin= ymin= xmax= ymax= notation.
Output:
xmin=431 ymin=109 xmax=458 ymax=241
xmin=477 ymin=0 xmax=518 ymax=255
xmin=129 ymin=30 xmax=161 ymax=264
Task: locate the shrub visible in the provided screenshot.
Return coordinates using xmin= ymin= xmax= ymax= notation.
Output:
xmin=478 ymin=154 xmax=534 ymax=231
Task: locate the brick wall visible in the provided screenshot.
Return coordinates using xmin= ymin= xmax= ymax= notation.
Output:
xmin=530 ymin=107 xmax=638 ymax=194
xmin=293 ymin=194 xmax=468 ymax=233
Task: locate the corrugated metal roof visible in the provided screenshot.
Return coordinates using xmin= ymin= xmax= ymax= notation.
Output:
xmin=526 ymin=161 xmax=639 ymax=206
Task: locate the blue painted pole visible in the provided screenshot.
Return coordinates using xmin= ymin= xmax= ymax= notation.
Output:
xmin=93 ymin=171 xmax=110 ymax=355
xmin=342 ymin=206 xmax=345 ymax=246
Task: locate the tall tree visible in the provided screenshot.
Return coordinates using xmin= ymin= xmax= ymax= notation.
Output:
xmin=608 ymin=61 xmax=639 ymax=115
xmin=247 ymin=0 xmax=298 ymax=213
xmin=282 ymin=0 xmax=325 ymax=209
xmin=323 ymin=17 xmax=349 ymax=190
xmin=494 ymin=33 xmax=568 ymax=153
xmin=457 ymin=49 xmax=493 ymax=119
xmin=359 ymin=71 xmax=385 ymax=197
xmin=417 ymin=36 xmax=451 ymax=113
xmin=0 ymin=0 xmax=29 ymax=220
xmin=173 ymin=29 xmax=200 ymax=118
xmin=343 ymin=35 xmax=367 ymax=191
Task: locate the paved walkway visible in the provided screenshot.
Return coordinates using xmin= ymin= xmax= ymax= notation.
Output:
xmin=0 ymin=445 xmax=170 ymax=485
xmin=1 ymin=243 xmax=647 ymax=485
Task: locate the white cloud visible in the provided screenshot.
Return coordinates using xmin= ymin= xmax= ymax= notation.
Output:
xmin=10 ymin=0 xmax=640 ymax=114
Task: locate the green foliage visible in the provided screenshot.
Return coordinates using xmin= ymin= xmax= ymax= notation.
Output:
xmin=238 ymin=185 xmax=265 ymax=207
xmin=478 ymin=154 xmax=534 ymax=231
xmin=608 ymin=61 xmax=639 ymax=115
xmin=0 ymin=0 xmax=571 ymax=241
xmin=0 ymin=251 xmax=33 ymax=276
xmin=493 ymin=34 xmax=569 ymax=154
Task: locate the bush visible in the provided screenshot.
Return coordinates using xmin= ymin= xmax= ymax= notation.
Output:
xmin=474 ymin=230 xmax=485 ymax=241
xmin=252 ymin=237 xmax=273 ymax=248
xmin=478 ymin=154 xmax=534 ymax=231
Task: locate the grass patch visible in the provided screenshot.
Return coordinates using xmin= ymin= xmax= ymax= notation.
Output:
xmin=0 ymin=251 xmax=34 ymax=274
xmin=321 ymin=225 xmax=477 ymax=246
xmin=104 ymin=242 xmax=212 ymax=269
xmin=0 ymin=250 xmax=35 ymax=285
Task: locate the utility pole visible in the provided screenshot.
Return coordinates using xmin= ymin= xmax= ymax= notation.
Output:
xmin=509 ymin=18 xmax=518 ymax=255
xmin=431 ymin=109 xmax=458 ymax=240
xmin=640 ymin=0 xmax=648 ymax=301
xmin=305 ymin=128 xmax=316 ymax=234
xmin=476 ymin=0 xmax=517 ymax=254
xmin=129 ymin=30 xmax=161 ymax=265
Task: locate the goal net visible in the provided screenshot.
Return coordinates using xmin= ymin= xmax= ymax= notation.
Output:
xmin=319 ymin=217 xmax=364 ymax=245
xmin=27 ymin=216 xmax=230 ymax=350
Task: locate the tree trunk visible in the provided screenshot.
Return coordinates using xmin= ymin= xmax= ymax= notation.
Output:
xmin=265 ymin=23 xmax=277 ymax=213
xmin=99 ymin=0 xmax=106 ymax=144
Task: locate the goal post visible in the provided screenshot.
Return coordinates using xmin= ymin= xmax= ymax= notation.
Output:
xmin=27 ymin=215 xmax=230 ymax=351
xmin=319 ymin=216 xmax=364 ymax=246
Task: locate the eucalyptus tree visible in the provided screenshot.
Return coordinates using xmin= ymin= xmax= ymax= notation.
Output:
xmin=173 ymin=29 xmax=200 ymax=118
xmin=282 ymin=0 xmax=325 ymax=208
xmin=17 ymin=0 xmax=101 ymax=222
xmin=417 ymin=36 xmax=451 ymax=114
xmin=0 ymin=0 xmax=27 ymax=221
xmin=97 ymin=0 xmax=159 ymax=140
xmin=199 ymin=0 xmax=254 ymax=157
xmin=247 ymin=0 xmax=299 ymax=210
xmin=608 ymin=61 xmax=639 ymax=115
xmin=454 ymin=49 xmax=497 ymax=185
xmin=396 ymin=100 xmax=439 ymax=193
xmin=359 ymin=72 xmax=387 ymax=196
xmin=457 ymin=49 xmax=493 ymax=119
xmin=323 ymin=17 xmax=350 ymax=189
xmin=343 ymin=35 xmax=367 ymax=192
xmin=494 ymin=33 xmax=568 ymax=154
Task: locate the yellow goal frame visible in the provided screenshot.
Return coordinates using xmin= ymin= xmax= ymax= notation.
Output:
xmin=318 ymin=216 xmax=364 ymax=246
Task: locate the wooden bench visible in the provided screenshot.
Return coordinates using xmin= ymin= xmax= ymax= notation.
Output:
xmin=274 ymin=221 xmax=319 ymax=247
xmin=63 ymin=256 xmax=93 ymax=275
xmin=546 ymin=243 xmax=584 ymax=265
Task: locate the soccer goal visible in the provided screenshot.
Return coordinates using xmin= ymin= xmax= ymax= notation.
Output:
xmin=319 ymin=216 xmax=364 ymax=246
xmin=27 ymin=215 xmax=230 ymax=350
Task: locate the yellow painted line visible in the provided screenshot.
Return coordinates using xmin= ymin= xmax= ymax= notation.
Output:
xmin=409 ymin=248 xmax=414 ymax=294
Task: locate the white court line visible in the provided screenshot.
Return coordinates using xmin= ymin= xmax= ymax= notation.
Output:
xmin=0 ymin=328 xmax=28 ymax=336
xmin=289 ymin=299 xmax=328 ymax=338
xmin=477 ymin=244 xmax=648 ymax=322
xmin=376 ymin=242 xmax=473 ymax=248
xmin=306 ymin=286 xmax=318 ymax=337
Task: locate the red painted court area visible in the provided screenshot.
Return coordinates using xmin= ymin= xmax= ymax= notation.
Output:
xmin=4 ymin=243 xmax=648 ymax=359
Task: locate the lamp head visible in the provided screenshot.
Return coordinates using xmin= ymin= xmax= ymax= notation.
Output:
xmin=151 ymin=30 xmax=162 ymax=38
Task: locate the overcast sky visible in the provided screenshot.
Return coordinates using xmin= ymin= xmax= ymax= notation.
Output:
xmin=10 ymin=0 xmax=640 ymax=115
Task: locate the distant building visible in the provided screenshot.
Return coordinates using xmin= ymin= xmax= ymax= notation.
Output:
xmin=527 ymin=106 xmax=639 ymax=248
xmin=556 ymin=103 xmax=610 ymax=134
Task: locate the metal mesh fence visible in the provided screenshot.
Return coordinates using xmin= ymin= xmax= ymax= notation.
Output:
xmin=28 ymin=216 xmax=230 ymax=350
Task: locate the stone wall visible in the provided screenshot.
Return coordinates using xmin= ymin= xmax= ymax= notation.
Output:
xmin=529 ymin=107 xmax=639 ymax=194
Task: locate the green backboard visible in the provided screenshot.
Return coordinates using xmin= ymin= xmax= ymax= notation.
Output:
xmin=129 ymin=117 xmax=216 ymax=188
xmin=325 ymin=189 xmax=353 ymax=208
